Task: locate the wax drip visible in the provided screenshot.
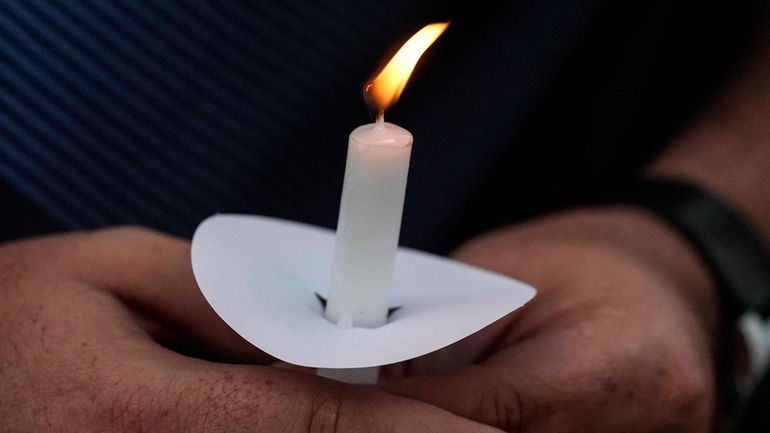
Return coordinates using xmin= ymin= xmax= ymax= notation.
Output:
xmin=336 ymin=313 xmax=353 ymax=329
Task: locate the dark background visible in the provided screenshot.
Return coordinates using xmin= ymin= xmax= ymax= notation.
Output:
xmin=0 ymin=0 xmax=766 ymax=252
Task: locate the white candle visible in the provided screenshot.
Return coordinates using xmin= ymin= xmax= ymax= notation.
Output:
xmin=325 ymin=119 xmax=413 ymax=328
xmin=320 ymin=22 xmax=448 ymax=384
xmin=324 ymin=21 xmax=449 ymax=329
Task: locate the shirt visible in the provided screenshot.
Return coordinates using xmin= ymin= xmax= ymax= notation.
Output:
xmin=0 ymin=0 xmax=753 ymax=252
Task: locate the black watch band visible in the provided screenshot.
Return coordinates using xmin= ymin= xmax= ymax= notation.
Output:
xmin=622 ymin=179 xmax=770 ymax=321
xmin=617 ymin=179 xmax=770 ymax=432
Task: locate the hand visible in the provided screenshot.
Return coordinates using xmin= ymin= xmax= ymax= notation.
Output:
xmin=384 ymin=207 xmax=719 ymax=432
xmin=0 ymin=227 xmax=500 ymax=433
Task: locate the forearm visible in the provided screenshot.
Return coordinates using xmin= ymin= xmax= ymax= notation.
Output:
xmin=646 ymin=22 xmax=770 ymax=244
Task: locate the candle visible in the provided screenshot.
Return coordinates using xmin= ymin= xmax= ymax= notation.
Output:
xmin=324 ymin=120 xmax=413 ymax=328
xmin=325 ymin=22 xmax=449 ymax=329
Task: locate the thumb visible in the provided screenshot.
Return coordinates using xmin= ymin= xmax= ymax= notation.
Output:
xmin=382 ymin=333 xmax=555 ymax=433
xmin=154 ymin=358 xmax=504 ymax=433
xmin=38 ymin=226 xmax=272 ymax=363
xmin=385 ymin=366 xmax=529 ymax=433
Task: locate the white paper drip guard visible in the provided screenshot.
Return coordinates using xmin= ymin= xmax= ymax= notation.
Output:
xmin=191 ymin=214 xmax=536 ymax=369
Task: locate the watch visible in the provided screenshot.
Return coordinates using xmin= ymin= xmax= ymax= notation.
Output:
xmin=619 ymin=179 xmax=770 ymax=432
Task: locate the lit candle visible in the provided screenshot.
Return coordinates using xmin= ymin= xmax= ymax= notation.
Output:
xmin=325 ymin=22 xmax=450 ymax=329
xmin=319 ymin=22 xmax=448 ymax=384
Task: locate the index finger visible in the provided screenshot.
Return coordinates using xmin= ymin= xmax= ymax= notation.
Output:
xmin=142 ymin=354 xmax=504 ymax=433
xmin=25 ymin=226 xmax=272 ymax=364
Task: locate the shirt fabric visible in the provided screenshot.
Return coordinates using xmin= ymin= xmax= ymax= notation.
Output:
xmin=0 ymin=0 xmax=755 ymax=252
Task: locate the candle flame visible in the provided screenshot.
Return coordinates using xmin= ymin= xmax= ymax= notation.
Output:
xmin=365 ymin=22 xmax=449 ymax=117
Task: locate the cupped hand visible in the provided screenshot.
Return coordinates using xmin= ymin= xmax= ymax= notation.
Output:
xmin=384 ymin=207 xmax=719 ymax=432
xmin=0 ymin=227 xmax=499 ymax=433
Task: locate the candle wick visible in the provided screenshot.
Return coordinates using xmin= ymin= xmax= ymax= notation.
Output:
xmin=375 ymin=112 xmax=385 ymax=129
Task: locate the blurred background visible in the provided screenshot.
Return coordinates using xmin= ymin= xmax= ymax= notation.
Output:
xmin=0 ymin=0 xmax=767 ymax=252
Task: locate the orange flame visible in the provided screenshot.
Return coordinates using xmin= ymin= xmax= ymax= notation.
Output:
xmin=365 ymin=22 xmax=449 ymax=117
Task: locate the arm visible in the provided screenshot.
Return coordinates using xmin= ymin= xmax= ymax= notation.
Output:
xmin=384 ymin=18 xmax=770 ymax=433
xmin=648 ymin=21 xmax=770 ymax=244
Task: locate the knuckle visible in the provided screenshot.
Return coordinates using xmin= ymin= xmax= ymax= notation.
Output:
xmin=660 ymin=356 xmax=711 ymax=417
xmin=480 ymin=379 xmax=525 ymax=433
xmin=106 ymin=381 xmax=175 ymax=432
xmin=308 ymin=390 xmax=346 ymax=433
xmin=179 ymin=372 xmax=274 ymax=433
xmin=107 ymin=384 xmax=149 ymax=427
xmin=176 ymin=379 xmax=228 ymax=432
xmin=634 ymin=342 xmax=713 ymax=427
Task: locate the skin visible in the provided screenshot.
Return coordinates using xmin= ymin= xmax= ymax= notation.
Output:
xmin=2 ymin=12 xmax=769 ymax=433
xmin=0 ymin=228 xmax=500 ymax=433
xmin=384 ymin=207 xmax=718 ymax=432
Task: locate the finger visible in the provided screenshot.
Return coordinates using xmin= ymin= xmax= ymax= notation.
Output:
xmin=383 ymin=316 xmax=610 ymax=432
xmin=3 ymin=261 xmax=499 ymax=433
xmin=31 ymin=227 xmax=272 ymax=364
xmin=151 ymin=358 xmax=504 ymax=433
xmin=384 ymin=322 xmax=681 ymax=433
xmin=384 ymin=349 xmax=535 ymax=432
xmin=37 ymin=268 xmax=502 ymax=433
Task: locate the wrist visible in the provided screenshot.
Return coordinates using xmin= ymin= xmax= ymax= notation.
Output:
xmin=553 ymin=207 xmax=719 ymax=334
xmin=647 ymin=125 xmax=770 ymax=246
xmin=457 ymin=206 xmax=720 ymax=347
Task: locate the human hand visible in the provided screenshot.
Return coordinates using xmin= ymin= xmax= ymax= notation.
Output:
xmin=0 ymin=227 xmax=500 ymax=433
xmin=384 ymin=207 xmax=719 ymax=432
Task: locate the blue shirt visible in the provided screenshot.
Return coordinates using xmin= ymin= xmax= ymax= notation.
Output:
xmin=0 ymin=0 xmax=747 ymax=251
